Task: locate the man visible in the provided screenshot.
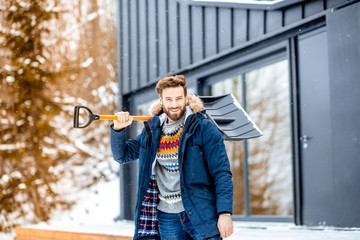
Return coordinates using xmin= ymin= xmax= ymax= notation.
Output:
xmin=110 ymin=75 xmax=233 ymax=239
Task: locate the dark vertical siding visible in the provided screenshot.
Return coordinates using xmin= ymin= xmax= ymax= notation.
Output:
xmin=117 ymin=0 xmax=122 ymax=102
xmin=168 ymin=0 xmax=179 ymax=72
xmin=326 ymin=0 xmax=346 ymax=8
xmin=191 ymin=6 xmax=204 ymax=63
xmin=249 ymin=10 xmax=264 ymax=40
xmin=121 ymin=0 xmax=130 ymax=94
xmin=233 ymin=9 xmax=247 ymax=46
xmin=265 ymin=11 xmax=282 ymax=34
xmin=130 ymin=0 xmax=139 ymax=91
xmin=138 ymin=0 xmax=148 ymax=87
xmin=218 ymin=8 xmax=233 ymax=52
xmin=148 ymin=0 xmax=158 ymax=82
xmin=119 ymin=0 xmax=349 ymax=93
xmin=179 ymin=4 xmax=191 ymax=68
xmin=204 ymin=7 xmax=217 ymax=58
xmin=327 ymin=1 xmax=360 ymax=227
xmin=158 ymin=0 xmax=168 ymax=76
xmin=284 ymin=5 xmax=303 ymax=26
xmin=304 ymin=1 xmax=324 ymax=17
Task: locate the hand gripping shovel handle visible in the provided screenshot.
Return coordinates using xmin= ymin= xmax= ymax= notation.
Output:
xmin=73 ymin=106 xmax=153 ymax=128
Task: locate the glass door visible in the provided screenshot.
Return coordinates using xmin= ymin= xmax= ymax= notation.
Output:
xmin=205 ymin=56 xmax=293 ymax=220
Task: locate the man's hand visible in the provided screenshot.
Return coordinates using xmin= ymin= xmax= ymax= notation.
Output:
xmin=113 ymin=111 xmax=133 ymax=130
xmin=217 ymin=214 xmax=233 ymax=238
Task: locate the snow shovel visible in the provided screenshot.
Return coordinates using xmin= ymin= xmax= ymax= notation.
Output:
xmin=73 ymin=94 xmax=262 ymax=141
xmin=73 ymin=106 xmax=152 ymax=128
xmin=198 ymin=93 xmax=262 ymax=141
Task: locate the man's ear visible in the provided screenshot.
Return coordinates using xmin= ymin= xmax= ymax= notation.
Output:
xmin=186 ymin=95 xmax=189 ymax=105
xmin=159 ymin=96 xmax=163 ymax=105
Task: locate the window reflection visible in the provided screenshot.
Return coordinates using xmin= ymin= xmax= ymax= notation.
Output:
xmin=210 ymin=59 xmax=293 ymax=217
xmin=245 ymin=59 xmax=293 ymax=216
xmin=135 ymin=99 xmax=158 ymax=135
xmin=211 ymin=76 xmax=244 ymax=215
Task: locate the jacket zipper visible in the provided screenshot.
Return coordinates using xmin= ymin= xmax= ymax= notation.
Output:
xmin=144 ymin=121 xmax=152 ymax=147
xmin=178 ymin=116 xmax=199 ymax=166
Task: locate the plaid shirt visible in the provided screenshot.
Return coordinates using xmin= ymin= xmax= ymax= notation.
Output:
xmin=137 ymin=174 xmax=160 ymax=237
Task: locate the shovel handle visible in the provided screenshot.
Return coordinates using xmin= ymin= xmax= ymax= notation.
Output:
xmin=99 ymin=115 xmax=153 ymax=121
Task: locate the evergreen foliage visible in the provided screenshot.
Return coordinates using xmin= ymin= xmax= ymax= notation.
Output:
xmin=0 ymin=0 xmax=74 ymax=232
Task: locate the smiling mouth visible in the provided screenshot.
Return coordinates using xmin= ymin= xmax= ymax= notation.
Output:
xmin=170 ymin=108 xmax=179 ymax=113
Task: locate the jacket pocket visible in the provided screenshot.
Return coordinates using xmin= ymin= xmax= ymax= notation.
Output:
xmin=184 ymin=145 xmax=210 ymax=185
xmin=191 ymin=187 xmax=215 ymax=202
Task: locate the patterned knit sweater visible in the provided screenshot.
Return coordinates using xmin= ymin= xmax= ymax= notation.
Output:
xmin=154 ymin=114 xmax=185 ymax=213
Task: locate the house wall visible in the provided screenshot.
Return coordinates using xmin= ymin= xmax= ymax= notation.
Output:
xmin=115 ymin=0 xmax=360 ymax=227
xmin=325 ymin=2 xmax=360 ymax=227
xmin=118 ymin=0 xmax=346 ymax=95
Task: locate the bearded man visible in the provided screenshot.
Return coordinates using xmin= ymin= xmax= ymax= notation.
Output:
xmin=110 ymin=75 xmax=233 ymax=239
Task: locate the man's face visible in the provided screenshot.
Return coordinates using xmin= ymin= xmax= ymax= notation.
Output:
xmin=160 ymin=86 xmax=187 ymax=123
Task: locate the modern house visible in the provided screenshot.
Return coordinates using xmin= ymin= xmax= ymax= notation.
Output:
xmin=115 ymin=0 xmax=360 ymax=228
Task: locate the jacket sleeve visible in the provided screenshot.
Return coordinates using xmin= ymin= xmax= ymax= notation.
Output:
xmin=110 ymin=123 xmax=143 ymax=164
xmin=201 ymin=120 xmax=233 ymax=215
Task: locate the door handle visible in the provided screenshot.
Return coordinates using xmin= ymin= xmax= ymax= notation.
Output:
xmin=300 ymin=135 xmax=312 ymax=149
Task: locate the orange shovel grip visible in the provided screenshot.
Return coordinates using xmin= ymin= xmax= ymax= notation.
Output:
xmin=99 ymin=115 xmax=153 ymax=121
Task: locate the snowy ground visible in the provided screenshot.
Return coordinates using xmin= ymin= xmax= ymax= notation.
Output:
xmin=4 ymin=177 xmax=360 ymax=240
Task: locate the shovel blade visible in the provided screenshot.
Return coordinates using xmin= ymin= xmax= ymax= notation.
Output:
xmin=199 ymin=94 xmax=262 ymax=141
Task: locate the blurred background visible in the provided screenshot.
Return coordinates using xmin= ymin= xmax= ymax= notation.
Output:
xmin=0 ymin=0 xmax=119 ymax=237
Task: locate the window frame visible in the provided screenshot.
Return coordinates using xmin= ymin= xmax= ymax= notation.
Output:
xmin=199 ymin=47 xmax=294 ymax=222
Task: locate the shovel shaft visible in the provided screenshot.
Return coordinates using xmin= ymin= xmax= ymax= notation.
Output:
xmin=99 ymin=115 xmax=153 ymax=121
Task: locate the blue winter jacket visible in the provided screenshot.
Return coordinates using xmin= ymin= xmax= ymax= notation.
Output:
xmin=110 ymin=95 xmax=233 ymax=239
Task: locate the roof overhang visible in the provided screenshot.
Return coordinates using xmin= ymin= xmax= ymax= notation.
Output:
xmin=181 ymin=0 xmax=304 ymax=10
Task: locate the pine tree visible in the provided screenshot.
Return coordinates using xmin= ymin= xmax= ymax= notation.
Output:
xmin=0 ymin=0 xmax=74 ymax=232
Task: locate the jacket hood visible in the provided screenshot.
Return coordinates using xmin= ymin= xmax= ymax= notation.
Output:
xmin=149 ymin=94 xmax=204 ymax=116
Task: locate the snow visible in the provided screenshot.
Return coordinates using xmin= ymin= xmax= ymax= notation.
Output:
xmin=80 ymin=57 xmax=94 ymax=68
xmin=4 ymin=176 xmax=359 ymax=240
xmin=47 ymin=176 xmax=120 ymax=225
xmin=15 ymin=216 xmax=360 ymax=240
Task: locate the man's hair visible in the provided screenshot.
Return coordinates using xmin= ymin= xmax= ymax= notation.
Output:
xmin=155 ymin=75 xmax=187 ymax=97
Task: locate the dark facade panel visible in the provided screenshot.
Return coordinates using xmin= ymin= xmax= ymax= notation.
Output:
xmin=204 ymin=7 xmax=217 ymax=58
xmin=218 ymin=8 xmax=233 ymax=52
xmin=168 ymin=0 xmax=179 ymax=72
xmin=248 ymin=10 xmax=264 ymax=40
xmin=148 ymin=0 xmax=158 ymax=83
xmin=130 ymin=0 xmax=139 ymax=91
xmin=158 ymin=0 xmax=168 ymax=76
xmin=138 ymin=0 xmax=148 ymax=87
xmin=119 ymin=0 xmax=352 ymax=95
xmin=327 ymin=1 xmax=360 ymax=227
xmin=304 ymin=0 xmax=324 ymax=18
xmin=265 ymin=10 xmax=282 ymax=34
xmin=284 ymin=5 xmax=303 ymax=26
xmin=233 ymin=9 xmax=247 ymax=45
xmin=179 ymin=3 xmax=191 ymax=69
xmin=326 ymin=0 xmax=346 ymax=8
xmin=121 ymin=0 xmax=130 ymax=94
xmin=191 ymin=6 xmax=204 ymax=63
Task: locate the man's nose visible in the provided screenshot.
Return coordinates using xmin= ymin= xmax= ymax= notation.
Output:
xmin=171 ymin=100 xmax=178 ymax=107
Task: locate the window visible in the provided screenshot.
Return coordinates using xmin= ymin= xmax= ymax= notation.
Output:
xmin=135 ymin=99 xmax=158 ymax=135
xmin=208 ymin=57 xmax=293 ymax=218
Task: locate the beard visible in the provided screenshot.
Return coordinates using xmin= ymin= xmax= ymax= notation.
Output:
xmin=163 ymin=104 xmax=186 ymax=122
